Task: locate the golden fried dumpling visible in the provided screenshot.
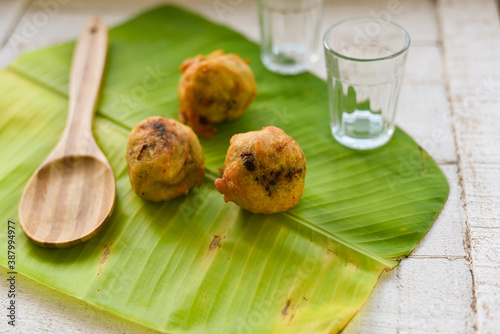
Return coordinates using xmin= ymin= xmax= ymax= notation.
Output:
xmin=215 ymin=126 xmax=306 ymax=214
xmin=126 ymin=117 xmax=205 ymax=202
xmin=178 ymin=50 xmax=257 ymax=137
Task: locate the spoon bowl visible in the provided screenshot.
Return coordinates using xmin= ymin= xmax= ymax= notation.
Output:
xmin=19 ymin=156 xmax=115 ymax=247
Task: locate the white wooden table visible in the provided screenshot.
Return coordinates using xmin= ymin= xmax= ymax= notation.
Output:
xmin=0 ymin=0 xmax=499 ymax=332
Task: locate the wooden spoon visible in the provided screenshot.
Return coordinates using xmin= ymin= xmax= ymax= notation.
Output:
xmin=19 ymin=17 xmax=115 ymax=248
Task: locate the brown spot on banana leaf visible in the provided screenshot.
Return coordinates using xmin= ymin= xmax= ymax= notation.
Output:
xmin=97 ymin=244 xmax=111 ymax=276
xmin=209 ymin=235 xmax=221 ymax=250
xmin=282 ymin=299 xmax=291 ymax=316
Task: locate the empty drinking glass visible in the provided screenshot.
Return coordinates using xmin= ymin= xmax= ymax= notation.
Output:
xmin=324 ymin=18 xmax=410 ymax=150
xmin=257 ymin=0 xmax=323 ymax=75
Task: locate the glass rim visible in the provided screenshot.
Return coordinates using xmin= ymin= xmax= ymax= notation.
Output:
xmin=323 ymin=17 xmax=411 ymax=62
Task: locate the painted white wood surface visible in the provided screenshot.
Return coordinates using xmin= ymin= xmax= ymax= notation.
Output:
xmin=0 ymin=0 xmax=29 ymax=47
xmin=0 ymin=0 xmax=497 ymax=332
xmin=437 ymin=0 xmax=500 ymax=332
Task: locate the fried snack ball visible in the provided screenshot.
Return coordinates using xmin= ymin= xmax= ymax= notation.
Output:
xmin=178 ymin=50 xmax=257 ymax=137
xmin=215 ymin=126 xmax=306 ymax=214
xmin=126 ymin=116 xmax=205 ymax=202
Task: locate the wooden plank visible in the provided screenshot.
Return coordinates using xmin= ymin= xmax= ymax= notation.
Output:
xmin=0 ymin=0 xmax=30 ymax=46
xmin=397 ymin=84 xmax=457 ymax=164
xmin=404 ymin=46 xmax=445 ymax=85
xmin=464 ymin=164 xmax=500 ymax=229
xmin=437 ymin=0 xmax=500 ymax=332
xmin=411 ymin=165 xmax=466 ymax=257
xmin=344 ymin=257 xmax=474 ymax=334
xmin=0 ymin=0 xmax=30 ymax=67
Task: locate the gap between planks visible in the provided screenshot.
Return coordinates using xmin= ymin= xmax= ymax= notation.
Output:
xmin=435 ymin=13 xmax=480 ymax=334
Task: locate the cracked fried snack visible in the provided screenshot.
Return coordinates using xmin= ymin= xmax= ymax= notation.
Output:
xmin=126 ymin=116 xmax=205 ymax=202
xmin=178 ymin=50 xmax=257 ymax=137
xmin=215 ymin=126 xmax=306 ymax=214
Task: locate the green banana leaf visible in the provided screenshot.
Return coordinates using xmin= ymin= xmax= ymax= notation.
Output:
xmin=0 ymin=6 xmax=448 ymax=333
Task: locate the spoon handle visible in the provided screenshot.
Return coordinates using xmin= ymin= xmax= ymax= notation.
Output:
xmin=57 ymin=17 xmax=108 ymax=158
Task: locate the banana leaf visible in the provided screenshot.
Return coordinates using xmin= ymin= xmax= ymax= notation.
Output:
xmin=0 ymin=6 xmax=448 ymax=333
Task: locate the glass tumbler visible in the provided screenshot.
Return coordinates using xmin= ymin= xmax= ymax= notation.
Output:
xmin=257 ymin=0 xmax=323 ymax=75
xmin=324 ymin=18 xmax=410 ymax=150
